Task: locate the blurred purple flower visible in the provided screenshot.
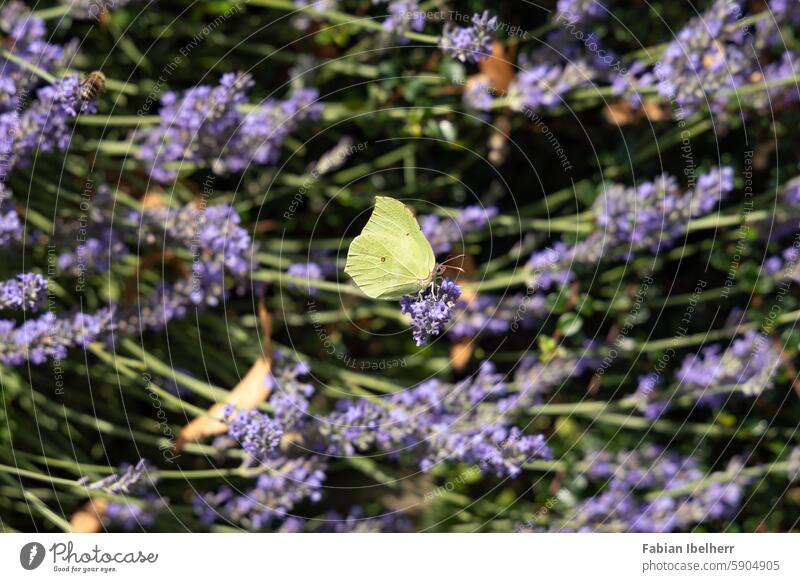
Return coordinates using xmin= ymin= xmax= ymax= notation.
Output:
xmin=138 ymin=73 xmax=322 ymax=181
xmin=80 ymin=459 xmax=151 ymax=495
xmin=420 ymin=205 xmax=497 ymax=255
xmin=556 ymin=446 xmax=750 ymax=532
xmin=195 ymin=456 xmax=327 ymax=529
xmin=0 ymin=272 xmax=47 ymax=310
xmin=0 ymin=308 xmax=113 ymax=365
xmin=556 ymin=0 xmax=607 ymax=22
xmin=287 ymin=262 xmax=323 ymax=296
xmin=382 ymin=0 xmax=425 ymax=38
xmin=449 ymin=292 xmax=546 ymax=339
xmin=677 ymin=329 xmax=782 ymax=407
xmin=440 ymin=11 xmax=496 ymax=64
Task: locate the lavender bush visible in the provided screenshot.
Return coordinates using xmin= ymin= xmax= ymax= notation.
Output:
xmin=0 ymin=0 xmax=798 ymax=536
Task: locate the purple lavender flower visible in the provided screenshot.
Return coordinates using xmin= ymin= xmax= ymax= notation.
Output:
xmin=449 ymin=292 xmax=546 ymax=339
xmin=611 ymin=60 xmax=656 ymax=107
xmin=318 ymin=397 xmax=390 ymax=456
xmin=634 ymin=373 xmax=670 ymax=420
xmin=0 ymin=2 xmax=72 ymax=115
xmin=117 ymin=201 xmax=253 ymax=332
xmin=138 ymin=73 xmax=321 ymax=181
xmin=530 ymin=167 xmax=734 ymax=284
xmin=780 ymin=177 xmax=800 ymax=207
xmin=556 ymin=446 xmax=749 ymax=532
xmin=763 ymin=176 xmax=800 ymax=280
xmin=292 ymin=0 xmax=339 ymax=31
xmin=0 ymin=193 xmax=250 ymax=362
xmin=79 ymin=459 xmax=151 ymax=494
xmin=749 ymin=51 xmax=800 ymax=110
xmin=105 ymin=493 xmax=166 ymax=531
xmin=268 ymin=352 xmax=315 ymax=430
xmin=0 ymin=308 xmax=113 ymax=365
xmin=556 ymin=0 xmax=606 ymax=22
xmin=595 ymin=167 xmax=733 ymax=253
xmin=382 ymin=0 xmax=425 ymax=38
xmin=508 ymin=54 xmax=594 ymax=112
xmin=287 ymin=262 xmax=323 ymax=296
xmin=462 ymin=80 xmax=496 ymax=111
xmin=440 ymin=11 xmax=496 ymax=64
xmin=0 ymin=273 xmax=47 ymax=310
xmin=315 ymin=360 xmax=562 ymax=478
xmin=501 ymin=355 xmax=593 ymax=412
xmin=676 ymin=329 xmax=782 ymax=407
xmin=421 ymin=425 xmax=551 ymax=477
xmin=399 ymin=277 xmax=461 ymax=346
xmin=764 ymin=242 xmax=800 ymax=283
xmin=137 ymin=72 xmax=251 ymax=181
xmin=49 ymin=184 xmax=128 ymax=277
xmin=457 ymin=205 xmax=498 ymax=230
xmin=769 ymin=0 xmax=800 ymax=23
xmin=0 ymin=186 xmax=23 ymax=247
xmin=230 ymin=87 xmax=322 ymax=171
xmin=1 ymin=74 xmax=98 ymax=179
xmin=97 ymin=458 xmax=164 ymax=532
xmin=420 ymin=206 xmax=497 ymax=255
xmin=223 ymin=405 xmax=284 ymax=458
xmin=653 ymin=0 xmax=751 ymax=114
xmin=526 ymin=243 xmax=574 ymax=290
xmin=617 ymin=0 xmax=800 ymax=115
xmin=57 ymin=229 xmax=128 ymax=277
xmin=195 ymin=456 xmax=327 ymax=529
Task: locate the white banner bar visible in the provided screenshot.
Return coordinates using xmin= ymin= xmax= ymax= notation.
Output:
xmin=1 ymin=533 xmax=799 ymax=581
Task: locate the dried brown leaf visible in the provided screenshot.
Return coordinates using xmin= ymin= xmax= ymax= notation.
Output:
xmin=604 ymin=99 xmax=670 ymax=126
xmin=477 ymin=41 xmax=516 ymax=94
xmin=450 ymin=339 xmax=474 ymax=371
xmin=641 ymin=99 xmax=671 ymax=122
xmin=176 ymin=356 xmax=272 ymax=451
xmin=446 ymin=256 xmax=477 ymax=370
xmin=604 ymin=99 xmax=641 ymax=126
xmin=140 ymin=190 xmax=168 ymax=209
xmin=70 ymin=498 xmax=108 ymax=533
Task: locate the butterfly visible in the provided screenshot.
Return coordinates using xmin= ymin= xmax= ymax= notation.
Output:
xmin=345 ymin=196 xmax=438 ymax=300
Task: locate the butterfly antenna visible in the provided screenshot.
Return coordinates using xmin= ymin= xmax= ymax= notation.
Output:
xmin=437 ymin=254 xmax=466 ymax=276
xmin=439 ymin=254 xmax=465 ymax=267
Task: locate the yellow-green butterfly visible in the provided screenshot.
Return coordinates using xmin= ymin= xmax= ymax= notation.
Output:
xmin=345 ymin=196 xmax=438 ymax=300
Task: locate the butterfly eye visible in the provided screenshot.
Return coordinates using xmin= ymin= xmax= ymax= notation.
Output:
xmin=381 ymin=257 xmax=386 ymax=262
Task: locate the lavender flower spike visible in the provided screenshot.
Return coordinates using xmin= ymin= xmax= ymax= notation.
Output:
xmin=0 ymin=308 xmax=113 ymax=366
xmin=399 ymin=277 xmax=461 ymax=346
xmin=0 ymin=273 xmax=47 ymax=310
xmin=79 ymin=459 xmax=151 ymax=494
xmin=223 ymin=405 xmax=284 ymax=458
xmin=440 ymin=11 xmax=496 ymax=64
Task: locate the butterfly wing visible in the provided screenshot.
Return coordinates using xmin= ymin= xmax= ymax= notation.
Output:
xmin=346 ymin=234 xmax=427 ymax=300
xmin=366 ymin=196 xmax=436 ymax=282
xmin=345 ymin=197 xmax=436 ymax=300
